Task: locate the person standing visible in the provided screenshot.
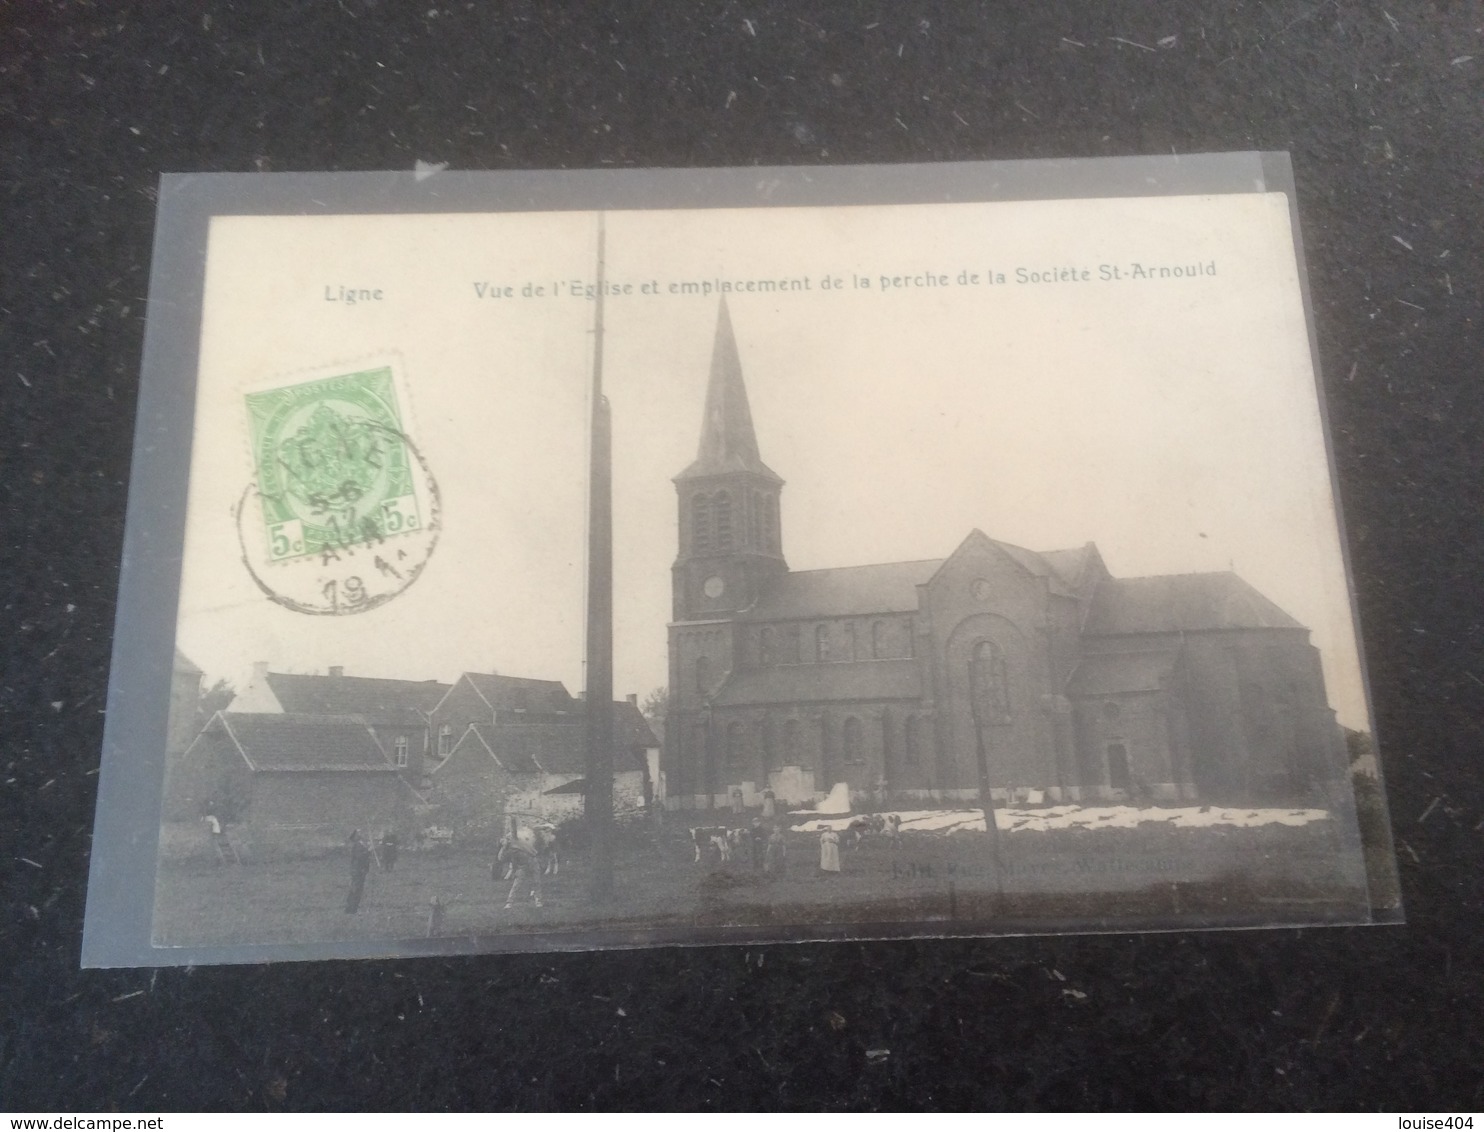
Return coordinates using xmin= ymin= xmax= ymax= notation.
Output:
xmin=497 ymin=836 xmax=544 ymax=909
xmin=730 ymin=786 xmax=745 ymax=816
xmin=761 ymin=789 xmax=776 ymax=821
xmin=203 ymin=814 xmax=237 ymax=865
xmin=749 ymin=818 xmax=766 ymax=871
xmin=379 ymin=830 xmax=399 ymax=872
xmin=819 ymin=826 xmax=841 ymax=874
xmin=765 ymin=826 xmax=787 ymax=879
xmin=345 ymin=830 xmax=372 ymax=914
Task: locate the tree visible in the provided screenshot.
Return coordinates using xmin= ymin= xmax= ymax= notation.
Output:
xmin=195 ymin=678 xmax=235 ymax=730
xmin=640 ymin=685 xmax=668 ymax=746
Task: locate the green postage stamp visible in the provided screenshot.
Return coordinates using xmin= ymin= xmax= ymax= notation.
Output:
xmin=245 ymin=365 xmax=422 ymax=564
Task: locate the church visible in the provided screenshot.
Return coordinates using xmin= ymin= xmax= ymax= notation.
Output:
xmin=662 ymin=301 xmax=1350 ymax=811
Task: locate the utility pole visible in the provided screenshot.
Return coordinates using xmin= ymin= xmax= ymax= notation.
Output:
xmin=584 ymin=214 xmax=615 ymax=903
xmin=970 ymin=647 xmax=1007 ymax=909
xmin=972 ymin=709 xmax=1005 ymax=905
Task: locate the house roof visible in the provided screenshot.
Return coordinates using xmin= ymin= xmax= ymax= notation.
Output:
xmin=215 ymin=712 xmax=395 ymax=772
xmin=615 ymin=699 xmax=661 ymax=750
xmin=265 ymin=672 xmax=449 ymax=721
xmin=449 ymin=724 xmax=542 ymax=775
xmin=747 ymin=560 xmax=942 ymax=619
xmin=174 ymin=648 xmax=203 ymax=677
xmin=435 ymin=701 xmax=654 ymax=777
xmin=712 ymin=659 xmax=922 ymax=706
xmin=461 ymin=672 xmax=576 ymax=714
xmin=512 ymin=701 xmax=657 ymax=775
xmin=1066 ymin=651 xmax=1179 ymax=697
xmin=1083 ymin=572 xmax=1303 ymax=635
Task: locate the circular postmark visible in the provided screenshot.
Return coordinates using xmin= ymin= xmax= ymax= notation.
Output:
xmin=235 ymin=367 xmax=441 ymax=615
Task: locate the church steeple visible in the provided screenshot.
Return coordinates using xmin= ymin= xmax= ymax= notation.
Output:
xmin=676 ymin=297 xmax=782 ymax=484
xmin=672 ymin=300 xmax=787 ymax=619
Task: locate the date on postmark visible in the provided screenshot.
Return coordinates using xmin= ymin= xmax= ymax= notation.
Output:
xmin=236 ymin=361 xmax=440 ymax=615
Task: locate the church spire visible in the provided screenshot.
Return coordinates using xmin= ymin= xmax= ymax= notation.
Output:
xmin=675 ymin=298 xmax=781 ymax=483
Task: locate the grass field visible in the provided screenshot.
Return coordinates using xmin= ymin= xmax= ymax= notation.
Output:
xmin=152 ymin=804 xmax=1375 ymax=951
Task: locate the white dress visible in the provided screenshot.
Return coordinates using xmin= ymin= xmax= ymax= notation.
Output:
xmin=819 ymin=830 xmax=841 ymax=872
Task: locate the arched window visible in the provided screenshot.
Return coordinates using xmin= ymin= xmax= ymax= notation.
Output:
xmin=844 ymin=622 xmax=858 ymax=661
xmin=750 ymin=491 xmax=763 ymax=548
xmin=815 ymin=624 xmax=832 ymax=663
xmin=904 ymin=714 xmax=920 ymax=765
xmin=1106 ymin=743 xmax=1131 ymax=791
xmin=784 ymin=718 xmax=802 ymax=763
xmin=871 ymin=620 xmax=886 ymax=659
xmin=437 ymin=724 xmax=453 ymax=758
xmin=692 ymin=494 xmax=712 ymax=554
xmin=726 ymin=721 xmax=746 ymax=766
xmin=714 ymin=492 xmax=733 ymax=550
xmin=393 ymin=735 xmax=410 ymax=768
xmin=843 ymin=716 xmax=865 ymax=764
xmin=969 ymin=639 xmax=1011 ymax=724
xmin=764 ymin=495 xmax=779 ymax=552
xmin=757 ymin=719 xmax=774 ymax=772
xmin=784 ymin=625 xmax=801 ymax=664
xmin=695 ymin=655 xmax=711 ymax=694
xmin=760 ymin=626 xmax=777 ymax=665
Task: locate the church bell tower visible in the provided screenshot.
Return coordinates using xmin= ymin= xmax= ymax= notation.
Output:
xmin=672 ymin=298 xmax=787 ymax=620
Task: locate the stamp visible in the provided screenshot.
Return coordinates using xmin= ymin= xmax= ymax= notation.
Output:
xmin=236 ymin=361 xmax=440 ymax=615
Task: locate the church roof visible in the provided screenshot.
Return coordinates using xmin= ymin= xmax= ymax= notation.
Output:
xmin=1066 ymin=650 xmax=1179 ymax=697
xmin=747 ymin=559 xmax=942 ymax=619
xmin=1040 ymin=543 xmax=1106 ymax=594
xmin=215 ymin=712 xmax=395 ymax=773
xmin=712 ymin=659 xmax=922 ymax=706
xmin=674 ymin=299 xmax=782 ymax=483
xmin=1083 ymin=572 xmax=1304 ymax=635
xmin=929 ymin=530 xmax=1091 ymax=598
xmin=266 ymin=672 xmax=449 ymax=720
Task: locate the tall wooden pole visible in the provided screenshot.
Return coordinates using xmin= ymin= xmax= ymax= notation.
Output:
xmin=973 ymin=714 xmax=1005 ymax=907
xmin=584 ymin=214 xmax=615 ymax=902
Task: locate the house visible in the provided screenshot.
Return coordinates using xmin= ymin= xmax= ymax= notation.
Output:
xmin=231 ymin=663 xmax=450 ymax=785
xmin=163 ymin=712 xmax=411 ymax=842
xmin=424 ymin=674 xmax=660 ymax=837
xmin=427 ymin=671 xmax=577 ymax=770
xmin=663 ymin=300 xmax=1350 ymax=810
xmin=529 ymin=696 xmax=661 ymax=816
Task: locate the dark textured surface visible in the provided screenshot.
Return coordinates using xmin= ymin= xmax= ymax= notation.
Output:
xmin=2 ymin=0 xmax=1482 ymax=1112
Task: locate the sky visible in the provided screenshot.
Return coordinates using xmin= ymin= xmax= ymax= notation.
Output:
xmin=174 ymin=191 xmax=1372 ymax=729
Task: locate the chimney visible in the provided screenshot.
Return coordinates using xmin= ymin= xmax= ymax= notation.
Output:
xmin=252 ymin=661 xmax=270 ymax=683
xmin=328 ymin=665 xmax=345 ymax=678
xmin=626 ymin=693 xmax=638 ymax=708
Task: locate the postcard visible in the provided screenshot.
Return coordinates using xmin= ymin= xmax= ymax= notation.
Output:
xmin=82 ymin=155 xmax=1400 ymax=966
